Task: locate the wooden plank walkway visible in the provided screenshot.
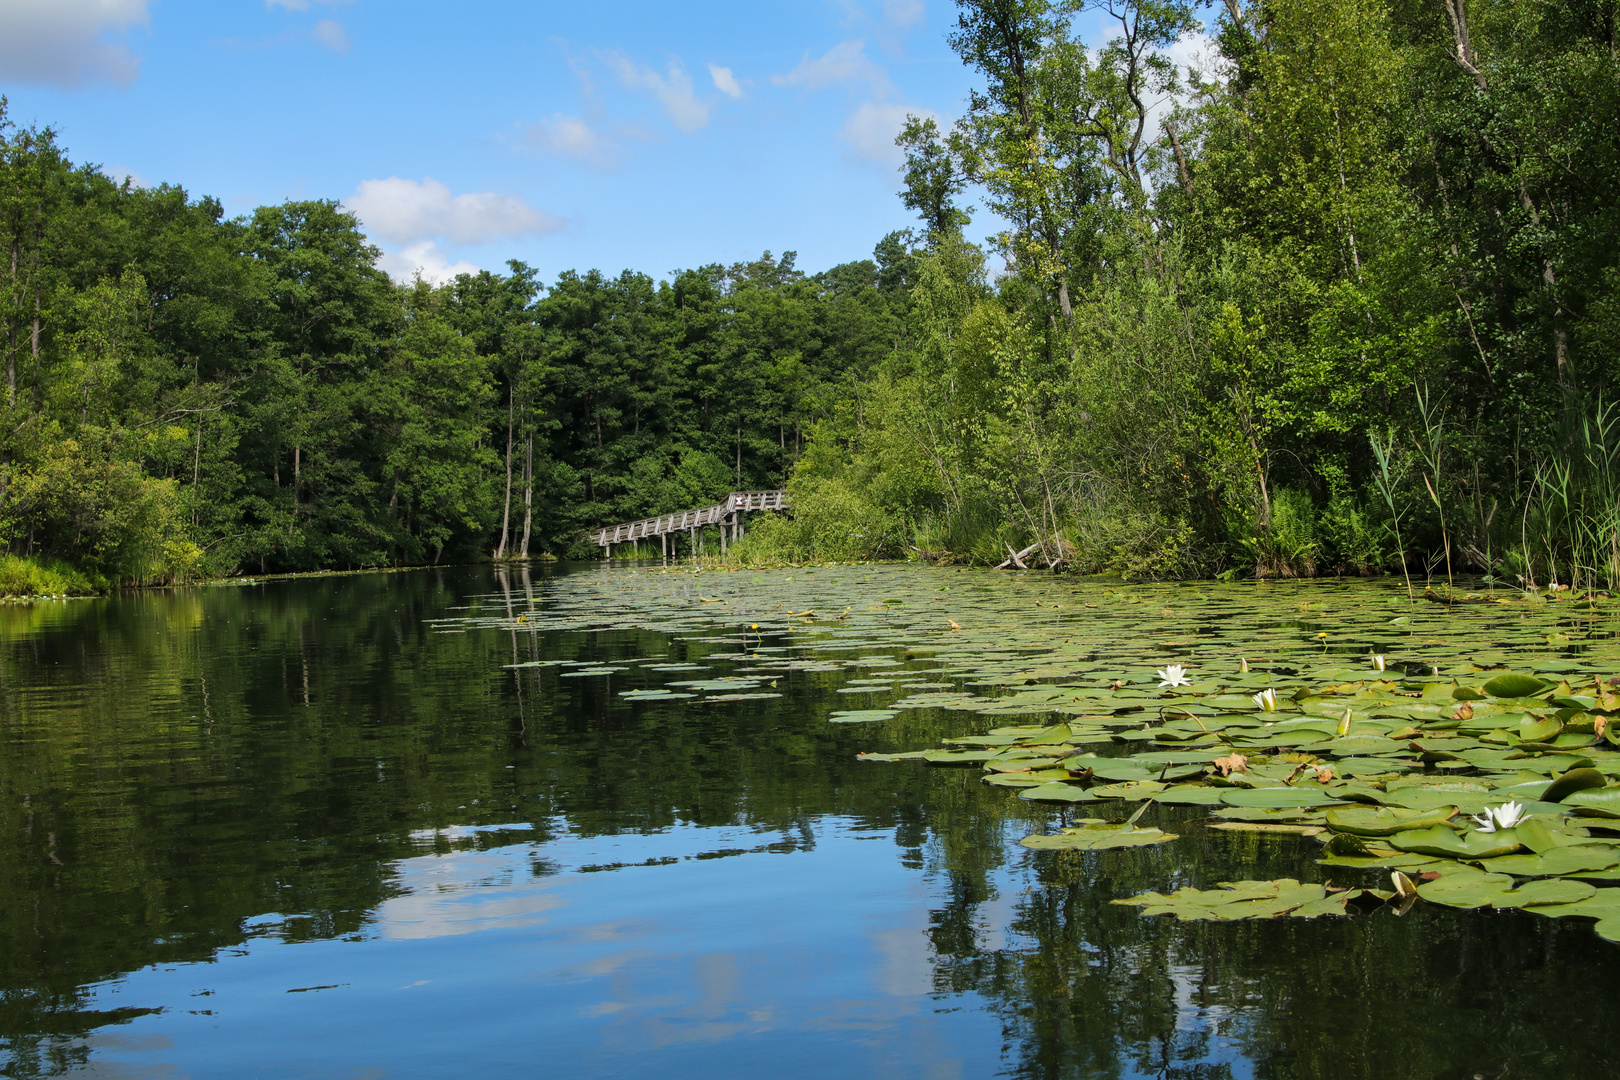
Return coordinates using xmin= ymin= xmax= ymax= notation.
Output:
xmin=591 ymin=490 xmax=789 ymax=549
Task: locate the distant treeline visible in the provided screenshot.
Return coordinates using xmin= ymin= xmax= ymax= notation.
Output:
xmin=0 ymin=98 xmax=910 ymax=583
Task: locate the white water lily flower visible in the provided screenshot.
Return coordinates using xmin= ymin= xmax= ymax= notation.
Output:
xmin=1157 ymin=664 xmax=1192 ymax=688
xmin=1471 ymin=800 xmax=1528 ymax=833
xmin=1252 ymin=688 xmax=1280 ymax=712
xmin=1372 ymin=654 xmax=1387 ymax=671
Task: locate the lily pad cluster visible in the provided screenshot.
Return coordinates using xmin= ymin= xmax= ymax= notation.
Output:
xmin=869 ymin=662 xmax=1620 ymax=940
xmin=435 ymin=566 xmax=1620 ymax=940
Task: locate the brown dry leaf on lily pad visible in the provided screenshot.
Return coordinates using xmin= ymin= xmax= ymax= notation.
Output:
xmin=1213 ymin=753 xmax=1248 ymax=776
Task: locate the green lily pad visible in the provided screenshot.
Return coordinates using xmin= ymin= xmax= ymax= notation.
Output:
xmin=1484 ymin=673 xmax=1549 ymax=698
xmin=1018 ymin=782 xmax=1095 ymax=803
xmin=1388 ymin=825 xmax=1524 ymax=859
xmin=1221 ymin=787 xmax=1349 ymax=808
xmin=1499 ymin=878 xmax=1598 ymax=907
xmin=1565 ymin=787 xmax=1620 ymax=818
xmin=922 ymin=749 xmax=1005 ymax=764
xmin=1151 ymin=785 xmax=1227 ymax=805
xmin=1520 ymin=715 xmax=1565 ymax=743
xmin=1415 ymin=870 xmax=1517 ymax=908
xmin=1476 ymin=845 xmax=1620 ymax=877
xmin=1090 ymin=780 xmax=1167 ymax=801
xmin=1317 ymin=851 xmax=1443 ymax=870
xmin=828 ymin=709 xmax=899 ymax=723
xmin=1515 ymin=817 xmax=1583 ymax=853
xmin=1020 ymin=825 xmax=1179 ymax=850
xmin=1080 ymin=761 xmax=1155 ymax=782
xmin=1114 ymin=878 xmax=1341 ymax=921
xmin=1325 ymin=805 xmax=1458 ymax=836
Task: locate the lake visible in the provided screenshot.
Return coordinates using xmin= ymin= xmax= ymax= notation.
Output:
xmin=3 ymin=563 xmax=1619 ymax=1079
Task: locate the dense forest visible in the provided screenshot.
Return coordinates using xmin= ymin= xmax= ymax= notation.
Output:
xmin=3 ymin=0 xmax=1619 ymax=589
xmin=0 ymin=106 xmax=912 ymax=585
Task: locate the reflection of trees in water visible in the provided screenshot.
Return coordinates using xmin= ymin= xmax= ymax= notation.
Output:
xmin=0 ymin=566 xmax=1037 ymax=1075
xmin=4 ymin=567 xmax=1620 ymax=1079
xmin=917 ymin=812 xmax=1620 ymax=1080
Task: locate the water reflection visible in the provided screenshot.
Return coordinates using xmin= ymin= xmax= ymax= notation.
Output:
xmin=1 ymin=566 xmax=1618 ymax=1078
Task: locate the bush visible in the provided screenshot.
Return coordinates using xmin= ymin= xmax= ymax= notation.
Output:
xmin=4 ymin=435 xmax=201 ymax=585
xmin=0 ymin=555 xmax=107 ymax=597
xmin=1318 ymin=493 xmax=1386 ymax=574
xmin=1244 ymin=488 xmax=1319 ymax=577
xmin=728 ymin=479 xmax=905 ymax=564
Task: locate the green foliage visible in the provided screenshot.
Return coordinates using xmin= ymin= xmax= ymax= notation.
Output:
xmin=8 ymin=0 xmax=1620 ymax=585
xmin=6 ymin=434 xmax=198 ymax=584
xmin=0 ymin=100 xmax=914 ymax=577
xmin=0 ymin=554 xmax=106 ymax=596
xmin=761 ymin=0 xmax=1620 ymax=581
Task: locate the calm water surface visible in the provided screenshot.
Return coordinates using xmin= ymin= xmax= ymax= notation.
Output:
xmin=2 ymin=565 xmax=1617 ymax=1079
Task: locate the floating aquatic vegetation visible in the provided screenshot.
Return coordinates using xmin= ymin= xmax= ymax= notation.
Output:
xmin=436 ymin=564 xmax=1620 ymax=941
xmin=875 ymin=658 xmax=1620 ymax=938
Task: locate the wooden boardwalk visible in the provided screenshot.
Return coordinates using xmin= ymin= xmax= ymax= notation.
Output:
xmin=591 ymin=490 xmax=788 ymax=554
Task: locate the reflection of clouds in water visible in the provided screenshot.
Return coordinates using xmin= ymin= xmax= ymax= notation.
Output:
xmin=378 ymin=851 xmax=566 ymax=940
xmin=374 ymin=824 xmax=989 ymax=1076
xmin=871 ymin=881 xmax=936 ymax=999
xmin=972 ymin=890 xmax=1021 ymax=958
xmin=68 ymin=1033 xmax=182 ymax=1079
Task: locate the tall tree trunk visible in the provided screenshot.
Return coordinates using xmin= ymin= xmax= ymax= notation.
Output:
xmin=1517 ymin=180 xmax=1570 ymax=382
xmin=1168 ymin=123 xmax=1193 ymax=194
xmin=519 ymin=432 xmax=533 ymax=559
xmin=6 ymin=238 xmax=16 ymax=408
xmin=495 ymin=383 xmax=514 ymax=560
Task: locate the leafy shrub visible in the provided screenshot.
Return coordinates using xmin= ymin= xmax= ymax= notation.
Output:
xmin=1317 ymin=493 xmax=1386 ymax=574
xmin=729 ymin=479 xmax=904 ymax=563
xmin=4 ymin=436 xmax=199 ymax=585
xmin=0 ymin=555 xmax=107 ymax=597
xmin=1245 ymin=488 xmax=1319 ymax=577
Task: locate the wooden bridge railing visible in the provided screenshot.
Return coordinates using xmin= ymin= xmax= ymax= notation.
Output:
xmin=590 ymin=490 xmax=789 ymax=549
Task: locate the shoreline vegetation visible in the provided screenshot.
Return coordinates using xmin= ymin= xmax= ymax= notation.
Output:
xmin=3 ymin=0 xmax=1617 ymax=593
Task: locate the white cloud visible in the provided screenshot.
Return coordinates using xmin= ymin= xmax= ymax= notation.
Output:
xmin=1163 ymin=28 xmax=1218 ymax=84
xmin=842 ymin=101 xmax=932 ymax=168
xmin=772 ymin=39 xmax=891 ymax=97
xmin=347 ymin=177 xmax=561 ymax=246
xmin=1139 ymin=30 xmax=1217 ymax=148
xmin=604 ymin=52 xmax=710 ymax=132
xmin=880 ymin=0 xmax=925 ymax=30
xmin=103 ymin=164 xmax=148 ymax=188
xmin=0 ymin=0 xmax=148 ymax=89
xmin=524 ymin=113 xmax=620 ymax=169
xmin=375 ymin=241 xmax=482 ymax=286
xmin=312 ymin=19 xmax=348 ymax=53
xmin=708 ymin=64 xmax=743 ymax=100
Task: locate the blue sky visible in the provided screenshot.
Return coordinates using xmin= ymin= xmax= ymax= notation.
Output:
xmin=0 ymin=1 xmax=1208 ymax=285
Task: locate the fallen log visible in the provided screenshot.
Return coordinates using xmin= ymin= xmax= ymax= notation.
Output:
xmin=996 ymin=542 xmax=1041 ymax=570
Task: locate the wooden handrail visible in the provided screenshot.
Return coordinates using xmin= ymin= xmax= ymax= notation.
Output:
xmin=589 ymin=490 xmax=789 ymax=546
